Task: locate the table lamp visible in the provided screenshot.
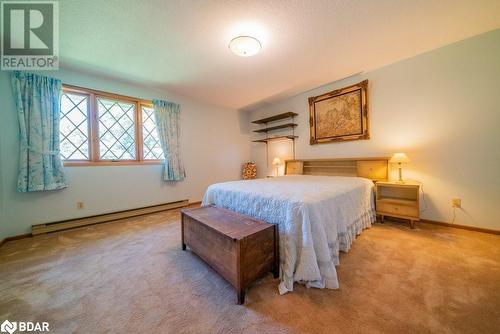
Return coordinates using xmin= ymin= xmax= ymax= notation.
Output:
xmin=272 ymin=157 xmax=282 ymax=176
xmin=390 ymin=153 xmax=410 ymax=183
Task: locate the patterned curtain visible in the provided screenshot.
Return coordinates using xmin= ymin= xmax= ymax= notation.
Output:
xmin=152 ymin=99 xmax=185 ymax=181
xmin=11 ymin=71 xmax=67 ymax=192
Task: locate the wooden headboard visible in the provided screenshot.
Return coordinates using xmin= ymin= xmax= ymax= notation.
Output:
xmin=285 ymin=157 xmax=389 ymax=181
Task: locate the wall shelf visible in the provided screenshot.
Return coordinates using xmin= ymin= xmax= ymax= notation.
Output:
xmin=251 ymin=112 xmax=298 ymax=124
xmin=252 ymin=112 xmax=298 ymax=161
xmin=253 ymin=123 xmax=297 ymax=133
xmin=252 ymin=135 xmax=298 ymax=143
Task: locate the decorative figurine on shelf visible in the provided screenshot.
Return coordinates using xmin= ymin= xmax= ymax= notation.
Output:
xmin=242 ymin=162 xmax=257 ymax=180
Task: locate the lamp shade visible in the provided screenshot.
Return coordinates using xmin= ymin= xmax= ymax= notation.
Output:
xmin=272 ymin=157 xmax=282 ymax=167
xmin=390 ymin=153 xmax=410 ymax=164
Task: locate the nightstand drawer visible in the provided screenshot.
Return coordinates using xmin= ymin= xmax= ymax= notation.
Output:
xmin=377 ymin=202 xmax=418 ymax=218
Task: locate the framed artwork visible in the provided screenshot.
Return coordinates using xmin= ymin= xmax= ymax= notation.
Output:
xmin=308 ymin=80 xmax=369 ymax=144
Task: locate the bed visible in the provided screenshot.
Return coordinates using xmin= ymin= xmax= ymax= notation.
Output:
xmin=201 ymin=158 xmax=389 ymax=294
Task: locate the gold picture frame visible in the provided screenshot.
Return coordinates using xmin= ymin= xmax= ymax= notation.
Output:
xmin=309 ymin=80 xmax=369 ymax=144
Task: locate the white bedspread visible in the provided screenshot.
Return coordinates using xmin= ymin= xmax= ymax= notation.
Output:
xmin=201 ymin=175 xmax=375 ymax=294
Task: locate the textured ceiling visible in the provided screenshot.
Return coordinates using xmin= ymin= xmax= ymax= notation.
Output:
xmin=60 ymin=0 xmax=500 ymax=109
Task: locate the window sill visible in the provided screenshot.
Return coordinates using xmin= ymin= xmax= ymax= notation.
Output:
xmin=63 ymin=160 xmax=163 ymax=167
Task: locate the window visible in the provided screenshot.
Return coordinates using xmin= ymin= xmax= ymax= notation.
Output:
xmin=60 ymin=86 xmax=163 ymax=165
xmin=97 ymin=97 xmax=136 ymax=160
xmin=141 ymin=105 xmax=164 ymax=160
xmin=60 ymin=92 xmax=90 ymax=160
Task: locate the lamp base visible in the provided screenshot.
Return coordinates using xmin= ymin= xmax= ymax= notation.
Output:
xmin=397 ymin=167 xmax=405 ymax=183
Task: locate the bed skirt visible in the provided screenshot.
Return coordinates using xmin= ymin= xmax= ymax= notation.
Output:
xmin=278 ymin=208 xmax=376 ymax=294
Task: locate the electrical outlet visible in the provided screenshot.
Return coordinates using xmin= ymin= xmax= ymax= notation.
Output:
xmin=452 ymin=198 xmax=461 ymax=208
xmin=76 ymin=202 xmax=84 ymax=209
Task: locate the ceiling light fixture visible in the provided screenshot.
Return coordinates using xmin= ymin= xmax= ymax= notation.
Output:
xmin=229 ymin=35 xmax=262 ymax=57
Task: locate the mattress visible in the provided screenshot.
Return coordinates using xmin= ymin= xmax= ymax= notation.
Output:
xmin=201 ymin=175 xmax=375 ymax=294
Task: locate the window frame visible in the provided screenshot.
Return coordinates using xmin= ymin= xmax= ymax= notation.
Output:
xmin=61 ymin=84 xmax=162 ymax=167
xmin=59 ymin=89 xmax=92 ymax=161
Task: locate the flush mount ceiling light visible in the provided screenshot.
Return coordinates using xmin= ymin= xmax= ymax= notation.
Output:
xmin=229 ymin=36 xmax=262 ymax=57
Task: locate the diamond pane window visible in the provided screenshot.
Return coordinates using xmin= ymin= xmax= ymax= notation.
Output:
xmin=142 ymin=105 xmax=164 ymax=160
xmin=60 ymin=92 xmax=90 ymax=160
xmin=97 ymin=98 xmax=136 ymax=160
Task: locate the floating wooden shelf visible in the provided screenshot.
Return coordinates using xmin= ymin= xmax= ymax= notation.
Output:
xmin=251 ymin=112 xmax=298 ymax=124
xmin=252 ymin=135 xmax=298 ymax=143
xmin=253 ymin=123 xmax=297 ymax=133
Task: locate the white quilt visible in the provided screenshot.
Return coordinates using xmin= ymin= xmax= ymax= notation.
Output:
xmin=201 ymin=175 xmax=375 ymax=294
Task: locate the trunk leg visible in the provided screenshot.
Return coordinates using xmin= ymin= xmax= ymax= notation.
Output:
xmin=273 ymin=225 xmax=280 ymax=279
xmin=237 ymin=289 xmax=245 ymax=305
xmin=181 ymin=213 xmax=186 ymax=250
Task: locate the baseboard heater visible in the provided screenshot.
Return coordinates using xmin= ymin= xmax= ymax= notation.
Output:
xmin=32 ymin=199 xmax=189 ymax=235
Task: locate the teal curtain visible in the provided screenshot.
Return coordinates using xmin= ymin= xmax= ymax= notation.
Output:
xmin=152 ymin=99 xmax=185 ymax=181
xmin=11 ymin=71 xmax=67 ymax=192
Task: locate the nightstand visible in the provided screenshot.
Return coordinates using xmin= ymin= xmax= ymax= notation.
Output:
xmin=376 ymin=181 xmax=420 ymax=228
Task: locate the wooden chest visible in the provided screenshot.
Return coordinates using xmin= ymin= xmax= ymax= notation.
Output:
xmin=181 ymin=206 xmax=279 ymax=304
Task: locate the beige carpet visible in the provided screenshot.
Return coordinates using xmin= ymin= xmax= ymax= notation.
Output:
xmin=1 ymin=208 xmax=499 ymax=334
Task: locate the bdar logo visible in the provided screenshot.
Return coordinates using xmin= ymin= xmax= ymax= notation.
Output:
xmin=0 ymin=320 xmax=17 ymax=334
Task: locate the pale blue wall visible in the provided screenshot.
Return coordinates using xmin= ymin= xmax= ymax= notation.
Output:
xmin=0 ymin=97 xmax=4 ymax=235
xmin=0 ymin=72 xmax=14 ymax=239
xmin=0 ymin=68 xmax=251 ymax=239
xmin=250 ymin=29 xmax=500 ymax=230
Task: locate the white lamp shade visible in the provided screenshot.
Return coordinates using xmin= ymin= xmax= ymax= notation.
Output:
xmin=229 ymin=36 xmax=262 ymax=57
xmin=390 ymin=153 xmax=410 ymax=164
xmin=272 ymin=157 xmax=282 ymax=167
